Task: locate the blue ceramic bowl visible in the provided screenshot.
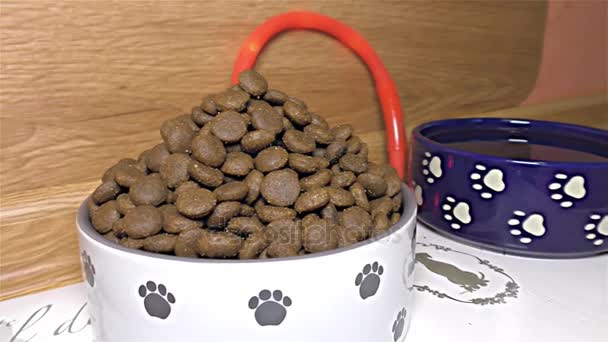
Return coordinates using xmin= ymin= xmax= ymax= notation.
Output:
xmin=411 ymin=118 xmax=608 ymax=258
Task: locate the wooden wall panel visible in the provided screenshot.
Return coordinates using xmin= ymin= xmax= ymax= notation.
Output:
xmin=0 ymin=0 xmax=552 ymax=299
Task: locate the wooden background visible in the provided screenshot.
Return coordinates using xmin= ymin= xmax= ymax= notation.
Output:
xmin=0 ymin=0 xmax=605 ymax=300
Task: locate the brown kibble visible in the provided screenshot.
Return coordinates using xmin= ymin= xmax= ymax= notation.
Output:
xmin=240 ymin=204 xmax=256 ymax=216
xmin=247 ymin=100 xmax=273 ymax=114
xmin=201 ymin=95 xmax=218 ymax=115
xmin=350 ymin=182 xmax=370 ymax=211
xmin=227 ymin=216 xmax=264 ymax=235
xmin=391 ymin=212 xmax=401 ymax=225
xmin=367 ymin=162 xmax=386 ymax=177
xmin=191 ymin=133 xmax=226 ymax=167
xmin=303 ymin=217 xmax=338 ymax=253
xmin=371 ymin=213 xmax=391 ymax=236
xmin=160 ymin=153 xmax=191 ymax=188
xmin=162 ymin=205 xmax=203 ymax=234
xmin=123 ymin=205 xmax=163 ymax=239
xmin=145 ymin=144 xmax=170 ymax=173
xmin=176 ymin=188 xmax=217 ymax=218
xmin=207 ymin=201 xmax=242 ymax=228
xmin=225 ymin=143 xmax=242 ymax=153
xmin=188 ymin=161 xmax=223 ymax=188
xmin=239 ymin=69 xmax=268 ymax=96
xmin=112 ymin=218 xmax=127 ymax=237
xmin=321 ymin=203 xmax=339 ymax=224
xmin=92 ymin=181 xmax=121 ymax=204
xmin=102 ymin=159 xmax=137 ymax=182
xmin=210 ymin=111 xmax=248 ymax=143
xmin=197 ymin=230 xmax=242 ymax=258
xmin=221 ymin=152 xmax=254 ymax=176
xmin=283 ymin=117 xmax=294 ymax=130
xmin=309 ymin=113 xmax=329 ymax=128
xmin=214 ymin=89 xmax=250 ymax=112
xmin=114 ymin=164 xmax=144 ymax=188
xmin=339 ymin=206 xmax=372 ymax=241
xmin=214 ymin=181 xmax=249 ymax=202
xmin=129 ymin=174 xmax=167 ymax=206
xmin=103 ymin=232 xmax=121 ymax=244
xmin=260 ymin=169 xmax=301 ymax=206
xmin=370 ymin=197 xmax=394 ymax=217
xmin=160 ymin=115 xmax=198 ymax=153
xmin=327 ymin=187 xmax=356 ymax=207
xmin=120 ymin=238 xmax=145 ymax=250
xmin=250 ymin=104 xmax=284 ymax=134
xmin=116 ymin=194 xmax=136 ymax=215
xmin=392 ymin=193 xmax=403 ymax=212
xmin=331 ymin=164 xmax=342 ymax=174
xmin=294 ymin=188 xmax=330 ymax=213
xmin=358 ymin=143 xmax=369 ymax=158
xmin=244 ymin=170 xmax=264 ymax=204
xmin=331 ymin=171 xmax=356 ymax=188
xmin=274 ymin=106 xmax=284 ymax=117
xmin=283 ymin=99 xmax=312 ymax=126
xmin=143 ymin=234 xmax=177 ymax=253
xmin=282 ymin=130 xmax=316 ymax=154
xmin=91 ymin=201 xmax=120 ymax=233
xmin=241 ymin=113 xmax=251 ymax=126
xmin=331 ymin=124 xmax=353 ymax=141
xmin=166 ymin=190 xmax=177 ymax=203
xmin=174 ymin=181 xmax=200 ymax=196
xmin=255 ymin=146 xmax=288 ymax=173
xmin=339 ymin=154 xmax=368 ymax=174
xmin=256 ymin=205 xmax=297 ymax=223
xmin=87 ymin=197 xmax=100 ymax=215
xmin=175 ymin=229 xmax=204 ymax=257
xmin=300 ymin=169 xmax=332 ymax=191
xmin=239 ymin=234 xmax=269 ymax=259
xmin=313 ymin=148 xmax=326 ymax=158
xmin=241 ymin=130 xmax=275 ymax=153
xmin=385 ymin=166 xmax=402 ymax=197
xmin=336 ymin=225 xmax=360 ymax=247
xmin=357 ymin=173 xmax=388 ymax=198
xmin=326 ymin=141 xmax=347 ymax=163
xmin=314 ymin=156 xmax=330 ymax=169
xmin=263 ymin=89 xmax=287 ymax=105
xmin=266 ymin=244 xmax=300 ymax=258
xmin=265 ymin=219 xmax=302 ymax=247
xmin=288 ymin=153 xmax=319 ymax=174
xmin=346 ymin=136 xmax=362 ymax=154
xmin=191 ymin=106 xmax=215 ymax=126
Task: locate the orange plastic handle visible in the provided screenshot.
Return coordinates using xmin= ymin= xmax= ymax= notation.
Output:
xmin=232 ymin=11 xmax=406 ymax=179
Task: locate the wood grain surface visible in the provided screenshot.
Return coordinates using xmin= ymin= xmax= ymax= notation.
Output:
xmin=0 ymin=0 xmax=565 ymax=299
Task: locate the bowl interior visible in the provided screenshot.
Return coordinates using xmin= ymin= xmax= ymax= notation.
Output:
xmin=417 ymin=118 xmax=608 ymax=163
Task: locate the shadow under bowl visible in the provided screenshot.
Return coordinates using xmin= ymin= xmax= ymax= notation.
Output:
xmin=411 ymin=117 xmax=608 ymax=258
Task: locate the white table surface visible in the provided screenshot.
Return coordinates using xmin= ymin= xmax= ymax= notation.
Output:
xmin=1 ymin=223 xmax=607 ymax=342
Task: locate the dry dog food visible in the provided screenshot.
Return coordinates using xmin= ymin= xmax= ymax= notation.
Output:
xmin=88 ymin=70 xmax=403 ymax=259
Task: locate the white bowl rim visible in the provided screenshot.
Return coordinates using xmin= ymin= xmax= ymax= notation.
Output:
xmin=77 ymin=184 xmax=416 ymax=264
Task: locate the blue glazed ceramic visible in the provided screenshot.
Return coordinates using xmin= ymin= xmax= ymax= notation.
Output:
xmin=411 ymin=118 xmax=608 ymax=258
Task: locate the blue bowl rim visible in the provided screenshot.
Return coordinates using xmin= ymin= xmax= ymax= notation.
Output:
xmin=412 ymin=117 xmax=608 ymax=169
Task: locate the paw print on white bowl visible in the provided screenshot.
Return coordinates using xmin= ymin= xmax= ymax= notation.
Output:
xmin=470 ymin=164 xmax=505 ymax=199
xmin=584 ymin=214 xmax=608 ymax=246
xmin=508 ymin=211 xmax=546 ymax=244
xmin=548 ymin=173 xmax=586 ymax=208
xmin=421 ymin=152 xmax=442 ymax=184
xmin=442 ymin=196 xmax=472 ymax=230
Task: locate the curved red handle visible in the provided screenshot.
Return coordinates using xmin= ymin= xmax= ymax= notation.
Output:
xmin=232 ymin=11 xmax=406 ymax=180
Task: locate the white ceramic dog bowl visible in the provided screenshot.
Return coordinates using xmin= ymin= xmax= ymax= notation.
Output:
xmin=77 ymin=185 xmax=416 ymax=342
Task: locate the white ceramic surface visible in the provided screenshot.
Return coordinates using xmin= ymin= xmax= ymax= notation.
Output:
xmin=76 ymin=186 xmax=417 ymax=342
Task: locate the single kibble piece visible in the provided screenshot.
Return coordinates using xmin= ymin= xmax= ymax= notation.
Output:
xmin=300 ymin=169 xmax=332 ymax=191
xmin=294 ymin=188 xmax=330 ymax=213
xmin=201 ymin=95 xmax=218 ymax=115
xmin=239 ymin=69 xmax=268 ymax=96
xmin=357 ymin=173 xmax=388 ymax=198
xmin=282 ymin=130 xmax=316 ymax=154
xmin=221 ymin=152 xmax=254 ymax=176
xmin=256 ymin=205 xmax=297 ymax=223
xmin=227 ymin=216 xmax=264 ymax=235
xmin=197 ymin=231 xmax=242 ymax=258
xmin=239 ymin=234 xmax=269 ymax=259
xmin=346 ymin=136 xmax=362 ymax=154
xmin=175 ymin=229 xmax=204 ymax=258
xmin=336 ymin=224 xmax=360 ymax=247
xmin=244 ymin=170 xmax=264 ymax=204
xmin=288 ymin=153 xmax=319 ymax=174
xmin=331 ymin=124 xmax=353 ymax=141
xmin=191 ymin=106 xmax=215 ymax=126
xmin=91 ymin=201 xmax=121 ymax=233
xmin=326 ymin=187 xmax=356 ymax=207
xmin=160 ymin=115 xmax=198 ymax=153
xmin=283 ymin=99 xmax=312 ymax=126
xmin=264 ymin=219 xmax=302 ymax=248
xmin=188 ymin=161 xmax=223 ymax=188
xmin=191 ymin=133 xmax=226 ymax=168
xmin=207 ymin=201 xmax=242 ymax=228
xmin=391 ymin=213 xmax=401 ymax=225
xmin=120 ymin=238 xmax=145 ymax=250
xmin=370 ymin=197 xmax=394 ymax=217
xmin=255 ymin=146 xmax=289 ymax=173
xmin=310 ymin=112 xmax=329 ymax=128
xmin=87 ymin=197 xmax=100 ymax=216
xmin=162 ymin=205 xmax=203 ymax=234
xmin=160 ymin=153 xmax=191 ymax=189
xmin=325 ymin=141 xmax=347 ymax=163
xmin=129 ymin=174 xmax=167 ymax=206
xmin=303 ymin=217 xmax=338 ymax=253
xmin=214 ymin=89 xmax=250 ymax=112
xmin=367 ymin=162 xmax=386 ymax=177
xmin=176 ymin=188 xmax=217 ymax=218
xmin=214 ymin=181 xmax=249 ymax=202
xmin=350 ymin=182 xmax=370 ymax=211
xmin=371 ymin=214 xmax=391 ymax=236
xmin=144 ymin=144 xmax=170 ymax=173
xmin=339 ymin=154 xmax=368 ymax=174
xmin=260 ymin=169 xmax=301 ymax=207
xmin=240 ymin=204 xmax=256 ymax=217
xmin=123 ymin=205 xmax=163 ymax=239
xmin=92 ymin=181 xmax=121 ymax=204
xmin=339 ymin=206 xmax=372 ymax=242
xmin=241 ymin=130 xmax=275 ymax=153
xmin=114 ymin=164 xmax=144 ymax=188
xmin=304 ymin=124 xmax=334 ymax=145
xmin=392 ymin=193 xmax=403 ymax=212
xmin=143 ymin=234 xmax=177 ymax=253
xmin=331 ymin=171 xmax=356 ymax=188
xmin=250 ymin=105 xmax=284 ymax=135
xmin=385 ymin=166 xmax=402 ymax=197
xmin=116 ymin=193 xmax=136 ymax=215
xmin=321 ymin=203 xmax=339 ymax=224
xmin=211 ymin=111 xmax=248 ymax=143
xmin=263 ymin=89 xmax=287 ymax=105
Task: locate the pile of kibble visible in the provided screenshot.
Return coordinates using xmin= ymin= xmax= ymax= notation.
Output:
xmin=87 ymin=70 xmax=403 ymax=259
